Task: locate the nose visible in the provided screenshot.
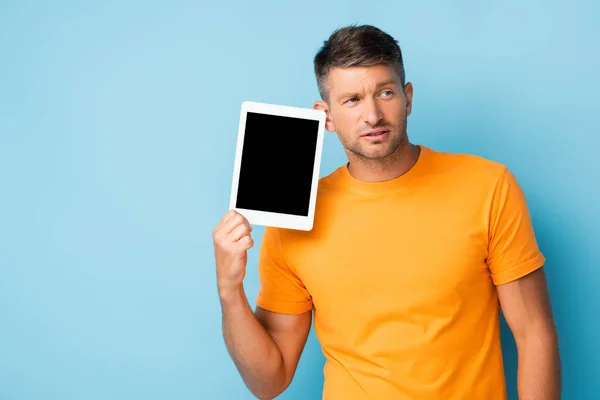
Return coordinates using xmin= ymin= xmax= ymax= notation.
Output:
xmin=363 ymin=98 xmax=383 ymax=126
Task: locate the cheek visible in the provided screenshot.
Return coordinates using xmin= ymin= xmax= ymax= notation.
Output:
xmin=383 ymin=104 xmax=405 ymax=123
xmin=341 ymin=109 xmax=362 ymax=128
xmin=331 ymin=110 xmax=357 ymax=133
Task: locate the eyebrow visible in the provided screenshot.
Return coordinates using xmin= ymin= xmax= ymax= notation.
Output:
xmin=375 ymin=78 xmax=397 ymax=88
xmin=335 ymin=79 xmax=398 ymax=102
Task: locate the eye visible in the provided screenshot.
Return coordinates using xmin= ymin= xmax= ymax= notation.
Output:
xmin=345 ymin=97 xmax=359 ymax=104
xmin=381 ymin=90 xmax=394 ymax=97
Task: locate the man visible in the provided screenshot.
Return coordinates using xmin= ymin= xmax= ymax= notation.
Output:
xmin=213 ymin=24 xmax=561 ymax=399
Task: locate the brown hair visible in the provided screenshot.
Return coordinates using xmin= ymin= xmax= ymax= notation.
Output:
xmin=313 ymin=24 xmax=406 ymax=101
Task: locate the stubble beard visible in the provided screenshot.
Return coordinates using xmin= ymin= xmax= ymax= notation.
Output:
xmin=339 ymin=115 xmax=409 ymax=168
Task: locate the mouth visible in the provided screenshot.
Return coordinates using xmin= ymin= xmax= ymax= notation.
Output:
xmin=361 ymin=128 xmax=390 ymax=141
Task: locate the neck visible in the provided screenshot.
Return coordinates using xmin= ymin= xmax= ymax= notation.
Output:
xmin=347 ymin=142 xmax=420 ymax=183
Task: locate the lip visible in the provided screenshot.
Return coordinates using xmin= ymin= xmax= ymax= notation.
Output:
xmin=361 ymin=128 xmax=389 ymax=137
xmin=361 ymin=128 xmax=390 ymax=141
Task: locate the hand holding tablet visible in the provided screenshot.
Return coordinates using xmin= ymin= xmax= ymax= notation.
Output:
xmin=229 ymin=101 xmax=326 ymax=231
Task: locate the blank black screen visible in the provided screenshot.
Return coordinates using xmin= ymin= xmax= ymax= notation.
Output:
xmin=235 ymin=112 xmax=319 ymax=216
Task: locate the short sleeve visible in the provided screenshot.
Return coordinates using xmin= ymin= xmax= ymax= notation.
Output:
xmin=487 ymin=167 xmax=546 ymax=285
xmin=255 ymin=226 xmax=313 ymax=314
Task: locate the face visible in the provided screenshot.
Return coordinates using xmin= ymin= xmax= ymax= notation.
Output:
xmin=314 ymin=64 xmax=413 ymax=163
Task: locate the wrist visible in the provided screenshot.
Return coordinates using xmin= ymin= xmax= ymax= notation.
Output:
xmin=218 ymin=282 xmax=245 ymax=305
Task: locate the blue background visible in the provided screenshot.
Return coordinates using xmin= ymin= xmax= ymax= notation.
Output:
xmin=1 ymin=1 xmax=598 ymax=399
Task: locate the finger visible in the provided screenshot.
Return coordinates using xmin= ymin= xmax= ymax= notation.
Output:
xmin=222 ymin=212 xmax=251 ymax=236
xmin=234 ymin=235 xmax=254 ymax=251
xmin=221 ymin=213 xmax=243 ymax=236
xmin=214 ymin=210 xmax=237 ymax=237
xmin=229 ymin=223 xmax=251 ymax=243
xmin=220 ymin=209 xmax=238 ymax=225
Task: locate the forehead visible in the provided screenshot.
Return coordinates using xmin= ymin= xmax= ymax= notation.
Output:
xmin=327 ymin=64 xmax=400 ymax=94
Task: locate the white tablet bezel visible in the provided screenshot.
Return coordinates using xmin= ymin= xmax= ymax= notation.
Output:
xmin=229 ymin=101 xmax=326 ymax=231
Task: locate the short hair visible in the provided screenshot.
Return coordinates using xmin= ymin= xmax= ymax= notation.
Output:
xmin=313 ymin=24 xmax=406 ymax=101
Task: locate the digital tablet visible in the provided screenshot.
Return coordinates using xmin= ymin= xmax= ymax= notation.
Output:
xmin=229 ymin=101 xmax=326 ymax=231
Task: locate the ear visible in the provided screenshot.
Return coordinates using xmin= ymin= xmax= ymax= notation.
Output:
xmin=404 ymin=82 xmax=414 ymax=117
xmin=313 ymin=100 xmax=336 ymax=132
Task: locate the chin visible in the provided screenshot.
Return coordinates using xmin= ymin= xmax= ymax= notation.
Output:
xmin=357 ymin=146 xmax=398 ymax=160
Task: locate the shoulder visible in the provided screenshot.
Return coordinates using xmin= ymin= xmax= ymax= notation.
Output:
xmin=311 ymin=164 xmax=349 ymax=198
xmin=427 ymin=146 xmax=506 ymax=174
xmin=424 ymin=145 xmax=509 ymax=186
xmin=318 ymin=164 xmax=346 ymax=186
xmin=264 ymin=165 xmax=348 ymax=246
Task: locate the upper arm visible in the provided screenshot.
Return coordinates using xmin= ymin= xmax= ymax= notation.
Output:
xmin=254 ymin=306 xmax=312 ymax=387
xmin=486 ymin=167 xmax=557 ymax=341
xmin=487 ymin=167 xmax=546 ymax=285
xmin=253 ymin=226 xmax=314 ymax=387
xmin=497 ymin=267 xmax=558 ymax=343
xmin=255 ymin=227 xmax=313 ymax=314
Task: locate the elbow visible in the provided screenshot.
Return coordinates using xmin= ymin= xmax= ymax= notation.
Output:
xmin=251 ymin=382 xmax=288 ymax=400
xmin=256 ymin=393 xmax=281 ymax=400
xmin=246 ymin=364 xmax=290 ymax=400
xmin=254 ymin=392 xmax=275 ymax=400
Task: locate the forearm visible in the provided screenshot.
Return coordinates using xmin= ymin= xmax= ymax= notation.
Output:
xmin=220 ymin=284 xmax=286 ymax=399
xmin=516 ymin=328 xmax=561 ymax=399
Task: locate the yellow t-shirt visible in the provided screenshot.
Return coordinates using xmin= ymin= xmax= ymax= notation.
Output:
xmin=256 ymin=145 xmax=545 ymax=399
